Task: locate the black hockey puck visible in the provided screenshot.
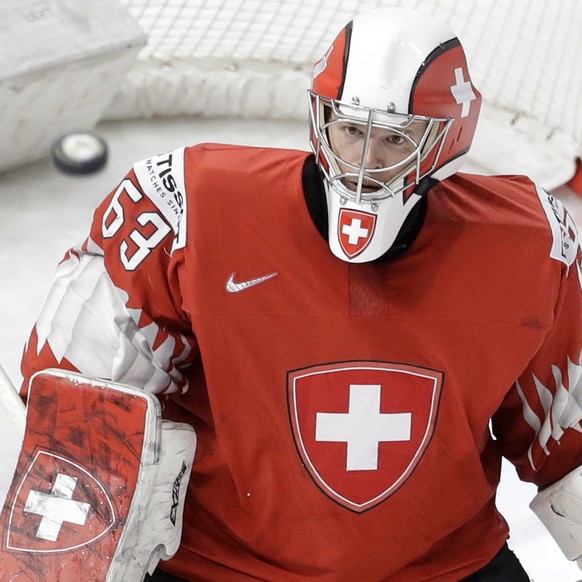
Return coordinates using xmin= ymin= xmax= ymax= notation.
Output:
xmin=51 ymin=131 xmax=108 ymax=175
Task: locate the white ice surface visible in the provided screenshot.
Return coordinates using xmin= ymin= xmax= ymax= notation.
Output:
xmin=0 ymin=117 xmax=581 ymax=581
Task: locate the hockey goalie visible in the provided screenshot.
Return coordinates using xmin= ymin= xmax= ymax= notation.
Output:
xmin=3 ymin=6 xmax=582 ymax=581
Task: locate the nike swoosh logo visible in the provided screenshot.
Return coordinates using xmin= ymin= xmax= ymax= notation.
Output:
xmin=226 ymin=271 xmax=279 ymax=293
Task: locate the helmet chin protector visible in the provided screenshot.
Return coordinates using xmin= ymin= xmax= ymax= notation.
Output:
xmin=309 ymin=7 xmax=481 ymax=263
xmin=325 ymin=181 xmax=423 ymax=263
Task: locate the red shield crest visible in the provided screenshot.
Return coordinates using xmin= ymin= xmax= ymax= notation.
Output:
xmin=338 ymin=208 xmax=376 ymax=258
xmin=288 ymin=361 xmax=443 ymax=512
xmin=6 ymin=450 xmax=115 ymax=553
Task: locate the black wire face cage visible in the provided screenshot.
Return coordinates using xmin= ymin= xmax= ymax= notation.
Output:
xmin=309 ymin=92 xmax=453 ymax=204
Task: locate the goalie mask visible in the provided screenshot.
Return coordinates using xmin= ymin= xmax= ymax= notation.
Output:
xmin=309 ymin=7 xmax=481 ymax=262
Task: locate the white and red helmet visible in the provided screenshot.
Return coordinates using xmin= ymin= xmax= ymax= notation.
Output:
xmin=309 ymin=7 xmax=481 ymax=262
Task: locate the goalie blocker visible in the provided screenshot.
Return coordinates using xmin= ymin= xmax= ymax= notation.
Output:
xmin=531 ymin=465 xmax=582 ymax=569
xmin=0 ymin=369 xmax=196 ymax=581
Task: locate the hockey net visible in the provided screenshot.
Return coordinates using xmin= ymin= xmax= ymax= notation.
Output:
xmin=104 ymin=0 xmax=582 ymax=187
xmin=3 ymin=0 xmax=580 ymax=185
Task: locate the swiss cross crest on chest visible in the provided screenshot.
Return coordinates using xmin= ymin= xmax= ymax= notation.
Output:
xmin=288 ymin=361 xmax=443 ymax=512
xmin=338 ymin=208 xmax=377 ymax=258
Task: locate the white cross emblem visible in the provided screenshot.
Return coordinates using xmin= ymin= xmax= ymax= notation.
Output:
xmin=313 ymin=44 xmax=333 ymax=79
xmin=24 ymin=473 xmax=91 ymax=541
xmin=342 ymin=218 xmax=369 ymax=246
xmin=316 ymin=384 xmax=412 ymax=471
xmin=450 ymin=67 xmax=476 ymax=118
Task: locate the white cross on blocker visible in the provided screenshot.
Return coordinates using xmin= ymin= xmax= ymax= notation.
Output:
xmin=316 ymin=384 xmax=412 ymax=471
xmin=24 ymin=473 xmax=91 ymax=542
xmin=342 ymin=218 xmax=369 ymax=245
xmin=450 ymin=67 xmax=476 ymax=118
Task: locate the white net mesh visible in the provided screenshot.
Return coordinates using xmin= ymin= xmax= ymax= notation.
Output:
xmin=2 ymin=0 xmax=580 ymax=183
xmin=101 ymin=0 xmax=582 ymax=186
xmin=109 ymin=0 xmax=582 ymax=143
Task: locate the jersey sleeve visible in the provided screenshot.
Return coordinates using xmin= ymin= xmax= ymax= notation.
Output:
xmin=21 ymin=147 xmax=197 ymax=398
xmin=492 ymin=187 xmax=582 ymax=489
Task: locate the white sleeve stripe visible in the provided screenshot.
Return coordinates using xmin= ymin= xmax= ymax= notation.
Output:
xmin=518 ymin=351 xmax=582 ymax=469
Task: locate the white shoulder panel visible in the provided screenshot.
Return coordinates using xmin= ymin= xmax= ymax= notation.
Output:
xmin=536 ymin=184 xmax=579 ymax=268
xmin=133 ymin=147 xmax=188 ymax=250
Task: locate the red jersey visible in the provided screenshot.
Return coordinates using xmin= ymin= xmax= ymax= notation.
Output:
xmin=21 ymin=144 xmax=582 ymax=581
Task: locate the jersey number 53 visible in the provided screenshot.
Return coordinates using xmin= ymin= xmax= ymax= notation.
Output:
xmin=101 ymin=179 xmax=171 ymax=271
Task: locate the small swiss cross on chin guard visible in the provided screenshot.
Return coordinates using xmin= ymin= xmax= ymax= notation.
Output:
xmin=0 ymin=369 xmax=197 ymax=582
